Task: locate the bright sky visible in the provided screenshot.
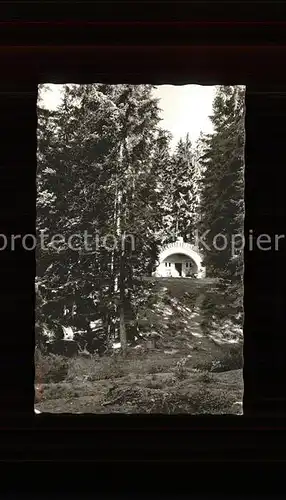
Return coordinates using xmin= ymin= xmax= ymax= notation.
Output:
xmin=153 ymin=85 xmax=215 ymax=149
xmin=40 ymin=84 xmax=215 ymax=148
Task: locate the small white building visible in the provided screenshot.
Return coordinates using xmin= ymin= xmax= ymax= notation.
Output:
xmin=153 ymin=237 xmax=206 ymax=279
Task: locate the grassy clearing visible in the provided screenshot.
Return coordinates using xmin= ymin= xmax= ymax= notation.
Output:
xmin=35 ymin=342 xmax=243 ymax=414
xmin=35 ymin=277 xmax=243 ymax=414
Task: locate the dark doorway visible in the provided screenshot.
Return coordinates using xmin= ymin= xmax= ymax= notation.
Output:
xmin=175 ymin=262 xmax=182 ymax=276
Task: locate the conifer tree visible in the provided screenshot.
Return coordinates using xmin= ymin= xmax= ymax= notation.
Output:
xmin=161 ymin=133 xmax=197 ymax=243
xmin=199 ymin=85 xmax=245 ymax=327
xmin=36 ymin=84 xmax=164 ymax=352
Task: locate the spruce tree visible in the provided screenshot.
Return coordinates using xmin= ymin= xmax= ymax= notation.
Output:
xmin=199 ymin=85 xmax=245 ymax=328
xmin=161 ymin=133 xmax=197 ymax=243
xmin=36 ymin=84 xmax=122 ymax=348
xmin=37 ymin=84 xmax=165 ymax=353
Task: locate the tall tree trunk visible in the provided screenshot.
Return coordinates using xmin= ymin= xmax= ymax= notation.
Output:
xmin=117 ymin=142 xmax=128 ymax=353
xmin=111 ymin=171 xmax=120 ymax=341
xmin=119 ymin=230 xmax=127 ymax=353
xmin=119 ymin=257 xmax=127 ymax=354
xmin=119 ymin=306 xmax=127 ymax=352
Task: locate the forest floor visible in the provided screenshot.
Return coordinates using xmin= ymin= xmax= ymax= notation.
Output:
xmin=35 ymin=278 xmax=243 ymax=415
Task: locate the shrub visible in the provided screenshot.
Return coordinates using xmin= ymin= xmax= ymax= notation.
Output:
xmin=193 ymin=344 xmax=243 ymax=373
xmin=35 ymin=350 xmax=69 ymax=383
xmin=192 ymin=359 xmax=213 ymax=372
xmin=210 ymin=344 xmax=243 ymax=373
xmin=173 ymin=357 xmax=189 ymax=380
xmin=67 ymin=356 xmax=98 ymax=381
xmin=67 ymin=355 xmax=126 ymax=382
xmin=41 ymin=382 xmax=81 ymax=401
xmin=90 ymin=357 xmax=126 ymax=381
xmin=190 ymin=388 xmax=233 ymax=414
xmin=144 ymin=374 xmax=176 ymax=390
xmin=66 ymin=352 xmax=173 ymax=383
xmin=146 ymin=361 xmax=170 ymax=374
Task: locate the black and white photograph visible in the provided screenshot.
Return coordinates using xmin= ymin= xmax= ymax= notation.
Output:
xmin=35 ymin=83 xmax=245 ymax=414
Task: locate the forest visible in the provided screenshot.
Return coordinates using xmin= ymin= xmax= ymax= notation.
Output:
xmin=35 ymin=84 xmax=245 ymax=414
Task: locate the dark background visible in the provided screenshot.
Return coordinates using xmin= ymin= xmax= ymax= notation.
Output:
xmin=0 ymin=0 xmax=285 ymax=489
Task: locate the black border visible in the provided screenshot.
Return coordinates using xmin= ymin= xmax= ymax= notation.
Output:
xmin=0 ymin=0 xmax=286 ymax=478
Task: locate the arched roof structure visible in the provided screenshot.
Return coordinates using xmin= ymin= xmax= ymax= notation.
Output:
xmin=158 ymin=240 xmax=204 ymax=270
